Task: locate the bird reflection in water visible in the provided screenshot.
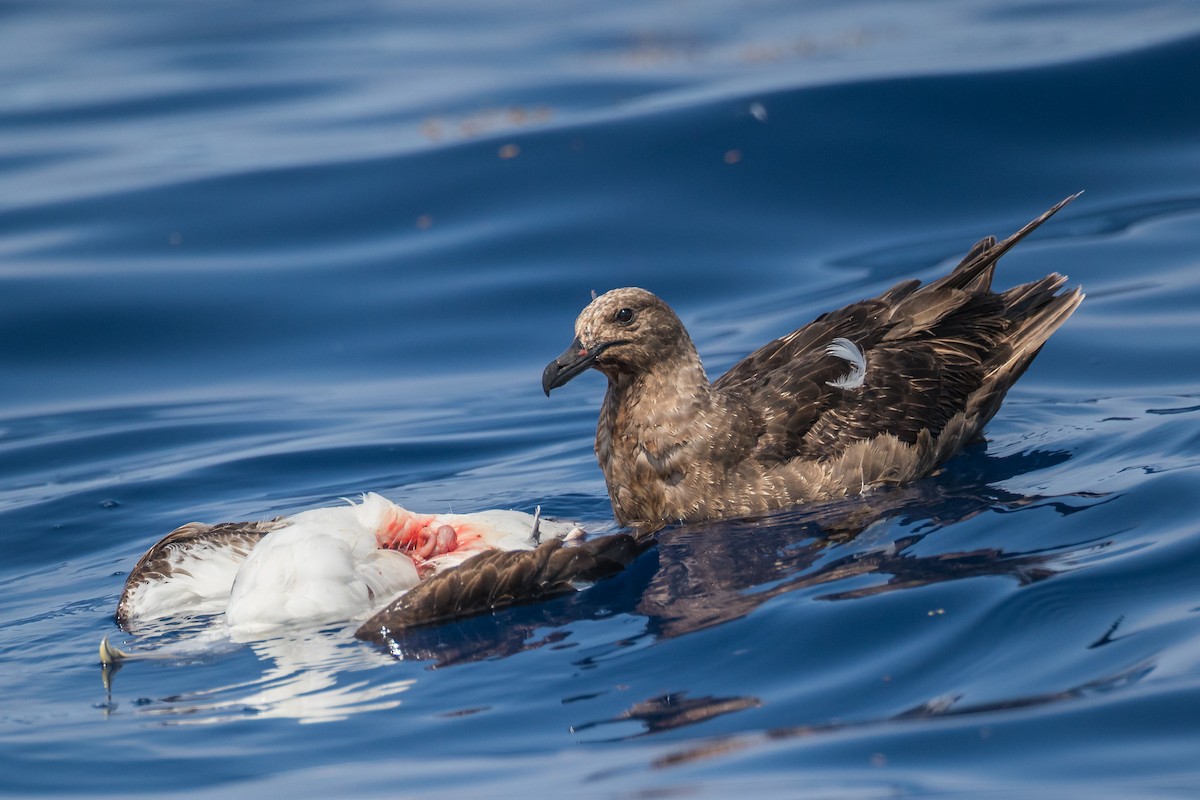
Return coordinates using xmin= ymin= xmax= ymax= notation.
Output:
xmin=101 ymin=624 xmax=415 ymax=724
xmin=643 ymin=659 xmax=1153 ymax=773
xmin=570 ymin=692 xmax=764 ymax=741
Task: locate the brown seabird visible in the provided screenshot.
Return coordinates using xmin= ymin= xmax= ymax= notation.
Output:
xmin=542 ymin=195 xmax=1084 ymax=533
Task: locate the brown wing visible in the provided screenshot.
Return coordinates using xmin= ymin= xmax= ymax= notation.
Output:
xmin=714 ymin=195 xmax=1080 ymax=464
xmin=356 ymin=533 xmax=650 ymax=644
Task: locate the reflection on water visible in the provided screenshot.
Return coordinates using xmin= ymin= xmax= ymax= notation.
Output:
xmin=104 ymin=625 xmax=413 ymax=724
xmin=571 ymin=692 xmax=764 ymax=742
xmin=647 ymin=660 xmax=1156 ymax=773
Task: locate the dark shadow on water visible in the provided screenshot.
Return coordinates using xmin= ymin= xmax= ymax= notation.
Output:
xmin=636 ymin=659 xmax=1155 ymax=775
xmin=570 ymin=691 xmax=763 ymax=741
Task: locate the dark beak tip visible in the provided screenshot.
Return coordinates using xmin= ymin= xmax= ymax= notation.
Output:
xmin=541 ymin=361 xmax=560 ymax=397
xmin=543 ymin=337 xmax=589 ymax=396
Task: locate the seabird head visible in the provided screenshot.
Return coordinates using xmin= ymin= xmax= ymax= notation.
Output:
xmin=542 ymin=287 xmax=690 ymax=395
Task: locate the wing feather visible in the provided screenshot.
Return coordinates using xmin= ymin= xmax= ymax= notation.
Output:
xmin=711 ymin=195 xmax=1081 ymax=464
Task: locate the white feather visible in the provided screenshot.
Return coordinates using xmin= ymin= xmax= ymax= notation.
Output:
xmin=122 ymin=537 xmax=251 ymax=621
xmin=226 ymin=500 xmax=420 ymax=635
xmin=824 ymin=337 xmax=867 ymax=390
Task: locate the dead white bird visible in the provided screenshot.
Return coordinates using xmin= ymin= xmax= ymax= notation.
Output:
xmin=104 ymin=493 xmax=582 ymax=661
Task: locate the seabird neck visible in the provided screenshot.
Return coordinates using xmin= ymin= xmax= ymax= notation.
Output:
xmin=596 ymin=340 xmax=720 ymax=528
xmin=604 ymin=339 xmax=711 ymax=407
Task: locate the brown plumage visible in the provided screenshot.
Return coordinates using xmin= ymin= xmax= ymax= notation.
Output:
xmin=542 ymin=195 xmax=1084 ymax=533
xmin=356 ymin=532 xmax=649 ymax=641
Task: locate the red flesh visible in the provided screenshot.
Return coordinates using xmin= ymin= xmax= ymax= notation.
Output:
xmin=376 ymin=513 xmax=486 ymax=575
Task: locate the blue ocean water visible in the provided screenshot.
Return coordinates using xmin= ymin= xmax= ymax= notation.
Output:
xmin=3 ymin=1 xmax=1200 ymax=796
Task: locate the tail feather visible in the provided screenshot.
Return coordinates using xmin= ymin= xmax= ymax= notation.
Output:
xmin=957 ymin=235 xmax=998 ymax=293
xmin=967 ymin=283 xmax=1084 ymax=423
xmin=931 ymin=193 xmax=1082 ymax=294
xmin=990 ymin=285 xmax=1085 ymax=382
xmin=998 ymin=273 xmax=1069 ymax=319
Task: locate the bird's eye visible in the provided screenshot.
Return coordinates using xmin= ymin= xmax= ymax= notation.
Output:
xmin=614 ymin=308 xmax=634 ymax=325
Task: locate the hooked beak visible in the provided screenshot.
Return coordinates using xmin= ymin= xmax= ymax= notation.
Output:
xmin=542 ymin=338 xmax=626 ymax=395
xmin=542 ymin=338 xmax=593 ymax=396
